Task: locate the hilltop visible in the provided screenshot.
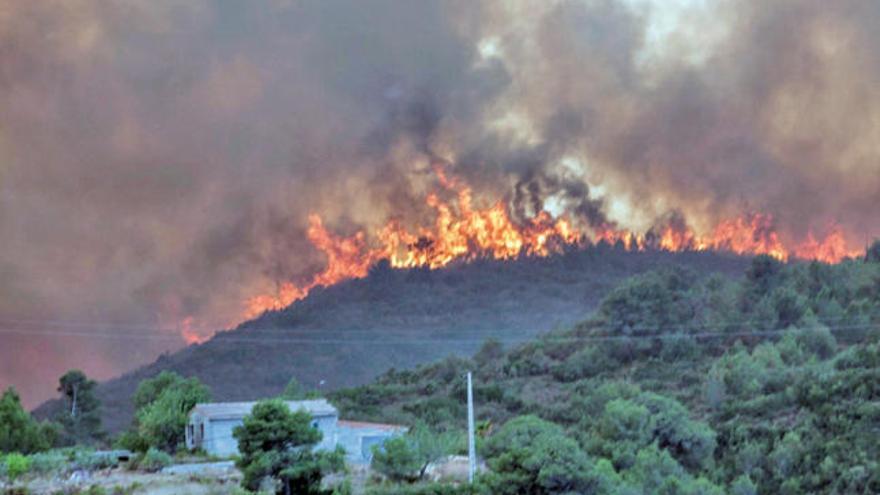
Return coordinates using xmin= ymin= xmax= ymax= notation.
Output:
xmin=36 ymin=246 xmax=750 ymax=432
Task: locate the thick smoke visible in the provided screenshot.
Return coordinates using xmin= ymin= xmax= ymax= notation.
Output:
xmin=1 ymin=0 xmax=879 ymax=406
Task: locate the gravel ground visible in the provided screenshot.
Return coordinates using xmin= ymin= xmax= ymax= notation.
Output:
xmin=1 ymin=465 xmax=243 ymax=495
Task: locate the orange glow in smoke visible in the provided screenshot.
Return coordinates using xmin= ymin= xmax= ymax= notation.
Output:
xmin=179 ymin=316 xmax=210 ymax=345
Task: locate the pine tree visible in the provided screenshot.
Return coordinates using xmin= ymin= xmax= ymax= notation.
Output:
xmin=56 ymin=370 xmax=103 ymax=445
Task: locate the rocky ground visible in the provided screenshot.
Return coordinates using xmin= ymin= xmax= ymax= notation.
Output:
xmin=1 ymin=462 xmax=242 ymax=495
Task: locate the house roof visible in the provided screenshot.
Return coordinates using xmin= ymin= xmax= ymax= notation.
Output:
xmin=337 ymin=420 xmax=408 ymax=432
xmin=189 ymin=399 xmax=337 ymax=420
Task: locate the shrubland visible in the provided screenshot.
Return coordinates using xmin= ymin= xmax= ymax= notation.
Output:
xmin=335 ymin=250 xmax=880 ymax=494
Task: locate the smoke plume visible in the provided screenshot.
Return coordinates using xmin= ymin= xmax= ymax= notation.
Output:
xmin=1 ymin=0 xmax=879 ymax=406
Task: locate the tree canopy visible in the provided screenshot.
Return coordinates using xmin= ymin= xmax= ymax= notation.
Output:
xmin=55 ymin=369 xmax=103 ymax=445
xmin=126 ymin=371 xmax=210 ymax=453
xmin=233 ymin=399 xmax=343 ymax=495
xmin=0 ymin=387 xmax=58 ymax=454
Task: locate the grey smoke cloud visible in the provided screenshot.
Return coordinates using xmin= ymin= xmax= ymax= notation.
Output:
xmin=1 ymin=0 xmax=878 ymax=406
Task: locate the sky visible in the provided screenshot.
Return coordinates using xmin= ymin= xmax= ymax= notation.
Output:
xmin=1 ymin=0 xmax=879 ymax=408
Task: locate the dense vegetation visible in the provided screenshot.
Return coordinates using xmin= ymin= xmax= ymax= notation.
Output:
xmin=334 ymin=251 xmax=880 ymax=494
xmin=6 ymin=245 xmax=879 ymax=493
xmin=0 ymin=388 xmax=58 ymax=455
xmin=33 ymin=247 xmax=749 ymax=433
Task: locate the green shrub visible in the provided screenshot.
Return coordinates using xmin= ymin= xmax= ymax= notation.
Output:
xmin=366 ymin=481 xmax=489 ymax=495
xmin=660 ymin=334 xmax=700 ymax=361
xmin=109 ymin=483 xmax=141 ymax=495
xmin=113 ymin=430 xmax=149 ymax=454
xmin=4 ymin=453 xmax=30 ymax=481
xmin=138 ymin=448 xmax=172 ymax=473
xmin=371 ymin=426 xmax=458 ymax=483
xmin=27 ymin=450 xmax=67 ymax=475
xmin=371 ymin=437 xmax=420 ymax=482
xmin=552 ymin=346 xmax=616 ymax=381
xmin=72 ymin=450 xmax=119 ymax=471
xmin=330 ymin=478 xmax=353 ymax=495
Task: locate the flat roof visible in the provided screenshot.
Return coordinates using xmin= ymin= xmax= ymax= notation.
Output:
xmin=190 ymin=399 xmax=337 ymax=420
xmin=337 ymin=420 xmax=407 ymax=432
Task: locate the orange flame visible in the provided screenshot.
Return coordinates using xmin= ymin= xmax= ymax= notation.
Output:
xmin=703 ymin=214 xmax=789 ymax=260
xmin=242 ymin=171 xmax=863 ymax=320
xmin=244 ymin=168 xmax=580 ymax=317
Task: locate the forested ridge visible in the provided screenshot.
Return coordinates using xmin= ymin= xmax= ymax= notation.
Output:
xmin=332 ymin=248 xmax=880 ymax=494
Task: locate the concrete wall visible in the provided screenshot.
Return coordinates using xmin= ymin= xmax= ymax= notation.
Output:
xmin=313 ymin=414 xmax=338 ymax=452
xmin=336 ymin=424 xmax=404 ymax=464
xmin=191 ymin=413 xmax=339 ymax=457
xmin=204 ymin=418 xmax=241 ymax=457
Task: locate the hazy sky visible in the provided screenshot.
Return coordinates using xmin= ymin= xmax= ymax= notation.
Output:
xmin=1 ymin=0 xmax=879 ymax=407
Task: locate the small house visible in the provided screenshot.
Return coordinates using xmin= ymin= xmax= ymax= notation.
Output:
xmin=186 ymin=400 xmax=338 ymax=457
xmin=186 ymin=399 xmax=405 ymax=463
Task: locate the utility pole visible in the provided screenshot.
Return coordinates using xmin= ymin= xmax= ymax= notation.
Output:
xmin=467 ymin=371 xmax=476 ymax=484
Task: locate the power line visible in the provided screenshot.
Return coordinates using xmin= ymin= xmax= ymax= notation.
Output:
xmin=0 ymin=323 xmax=875 ymax=345
xmin=1 ymin=309 xmax=878 ymax=337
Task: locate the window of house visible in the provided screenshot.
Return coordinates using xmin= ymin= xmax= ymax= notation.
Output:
xmin=200 ymin=423 xmax=204 ymax=440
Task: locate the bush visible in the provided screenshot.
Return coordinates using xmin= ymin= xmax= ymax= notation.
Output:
xmin=731 ymin=475 xmax=758 ymax=495
xmin=552 ymin=346 xmax=616 ymax=381
xmin=138 ymin=448 xmax=172 ymax=473
xmin=795 ymin=325 xmax=837 ymax=359
xmin=372 ymin=437 xmax=420 ymax=482
xmin=366 ymin=481 xmax=489 ymax=495
xmin=371 ymin=426 xmax=458 ymax=483
xmin=80 ymin=486 xmax=108 ymax=495
xmin=482 ymin=415 xmax=608 ymax=494
xmin=660 ymin=334 xmax=700 ymax=362
xmin=4 ymin=453 xmax=30 ymax=481
xmin=73 ymin=450 xmax=120 ymax=471
xmin=27 ymin=450 xmax=66 ymax=475
xmin=114 ymin=430 xmax=149 ymax=454
xmin=598 ymin=267 xmax=697 ymax=335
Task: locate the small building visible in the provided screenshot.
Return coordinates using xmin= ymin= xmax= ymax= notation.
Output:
xmin=337 ymin=420 xmax=409 ymax=464
xmin=186 ymin=400 xmax=338 ymax=457
xmin=186 ymin=399 xmax=405 ymax=463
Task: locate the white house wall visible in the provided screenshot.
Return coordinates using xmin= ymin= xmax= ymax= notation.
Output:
xmin=193 ymin=413 xmax=340 ymax=457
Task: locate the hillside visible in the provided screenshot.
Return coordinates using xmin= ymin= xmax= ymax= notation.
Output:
xmin=331 ymin=254 xmax=880 ymax=494
xmin=36 ymin=246 xmax=749 ymax=432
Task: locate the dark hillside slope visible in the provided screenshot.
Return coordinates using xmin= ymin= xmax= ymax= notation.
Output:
xmin=36 ymin=246 xmax=749 ymax=432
